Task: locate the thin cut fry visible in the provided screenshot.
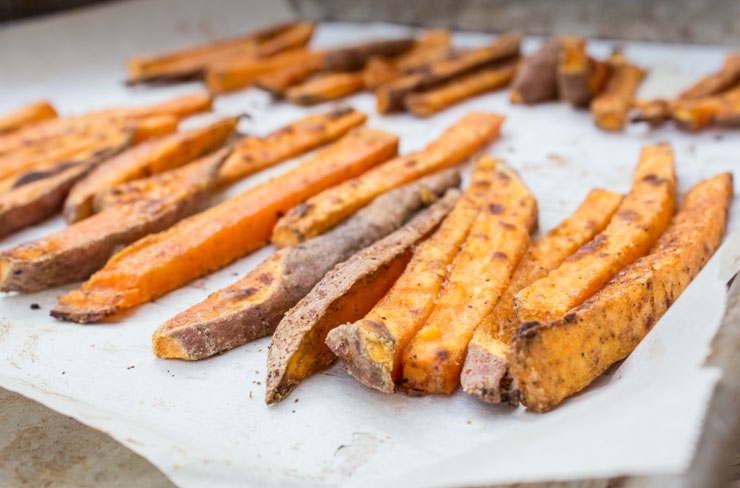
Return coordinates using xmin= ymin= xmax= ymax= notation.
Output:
xmin=153 ymin=170 xmax=460 ymax=360
xmin=515 ymin=143 xmax=676 ymax=324
xmin=0 ymin=100 xmax=57 ymax=134
xmin=510 ymin=172 xmax=732 ymax=412
xmin=401 ymin=163 xmax=537 ymax=395
xmin=265 ymin=190 xmax=460 ymax=404
xmin=286 ymin=72 xmax=365 ymax=105
xmin=0 ymin=149 xmax=229 ymax=292
xmin=461 ymin=189 xmax=623 ymax=404
xmin=64 ymin=116 xmax=238 ymax=223
xmin=405 ymin=62 xmax=517 ymax=116
xmin=51 ymin=128 xmax=399 ymax=323
xmin=591 ymin=53 xmax=646 ymax=131
xmin=325 ymin=157 xmax=499 ymax=393
xmin=271 ymin=112 xmax=504 ymax=247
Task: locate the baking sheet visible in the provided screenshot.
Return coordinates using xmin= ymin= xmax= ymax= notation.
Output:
xmin=1 ymin=1 xmax=740 ymax=487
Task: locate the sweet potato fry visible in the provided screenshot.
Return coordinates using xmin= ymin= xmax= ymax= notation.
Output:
xmin=206 ymin=49 xmax=317 ymax=94
xmin=153 ymin=169 xmax=460 ymax=360
xmin=376 ymin=32 xmax=521 ymax=113
xmin=216 ymin=106 xmax=367 ymax=186
xmin=461 ymin=189 xmax=623 ymax=404
xmin=0 ymin=149 xmax=229 ymax=292
xmin=393 ymin=30 xmax=453 ymax=74
xmin=325 ymin=157 xmax=499 ymax=392
xmin=126 ymin=21 xmax=309 ymax=83
xmin=0 ymin=128 xmax=133 ymax=238
xmin=254 ymin=62 xmax=323 ymax=96
xmin=0 ymin=100 xmax=57 ymax=134
xmin=64 ymin=116 xmax=238 ymax=223
xmin=510 ymin=40 xmax=559 ymax=104
xmin=51 ymin=128 xmax=399 ymax=323
xmin=672 ymin=84 xmax=740 ymax=130
xmin=405 ymin=62 xmax=517 ymax=116
xmin=678 ymin=53 xmax=740 ymax=100
xmin=557 ymin=37 xmax=609 ymax=106
xmin=265 ymin=189 xmax=460 ymax=404
xmin=401 ymin=163 xmax=537 ymax=395
xmin=252 ymin=21 xmax=315 ymax=58
xmin=591 ymin=53 xmax=646 ymax=131
xmin=271 ymin=112 xmax=504 ymax=247
xmin=515 ymin=143 xmax=676 ymax=324
xmin=286 ymin=72 xmax=365 ymax=105
xmin=129 ymin=115 xmax=179 ymax=143
xmin=362 ymin=57 xmax=400 ymax=90
xmin=510 ymin=172 xmax=732 ymax=412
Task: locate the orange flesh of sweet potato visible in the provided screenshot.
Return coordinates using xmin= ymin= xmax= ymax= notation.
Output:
xmin=254 ymin=61 xmax=324 ymax=95
xmin=152 ymin=169 xmax=460 ymax=360
xmin=678 ymin=53 xmax=740 ymax=100
xmin=405 ymin=62 xmax=517 ymax=117
xmin=216 ymin=106 xmax=367 ymax=186
xmin=393 ymin=30 xmax=453 ymax=73
xmin=286 ymin=72 xmax=365 ymax=105
xmin=265 ymin=189 xmax=460 ymax=404
xmin=0 ymin=100 xmax=57 ymax=134
xmin=672 ymin=84 xmax=740 ymax=130
xmin=129 ymin=115 xmax=179 ymax=143
xmin=591 ymin=53 xmax=646 ymax=131
xmin=271 ymin=112 xmax=505 ymax=247
xmin=51 ymin=128 xmax=399 ymax=323
xmin=63 ymin=116 xmax=237 ymax=223
xmin=325 ymin=157 xmax=498 ymax=393
xmin=401 ymin=163 xmax=538 ymax=395
xmin=0 ymin=149 xmax=229 ymax=292
xmin=510 ymin=172 xmax=733 ymax=412
xmin=515 ymin=143 xmax=676 ymax=324
xmin=461 ymin=189 xmax=623 ymax=404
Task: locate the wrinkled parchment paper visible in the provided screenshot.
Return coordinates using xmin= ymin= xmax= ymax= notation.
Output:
xmin=1 ymin=1 xmax=739 ymax=486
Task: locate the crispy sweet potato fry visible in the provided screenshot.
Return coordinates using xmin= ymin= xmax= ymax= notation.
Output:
xmin=510 ymin=40 xmax=559 ymax=104
xmin=461 ymin=189 xmax=623 ymax=404
xmin=678 ymin=53 xmax=740 ymax=100
xmin=254 ymin=62 xmax=324 ymax=95
xmin=252 ymin=21 xmax=315 ymax=58
xmin=325 ymin=157 xmax=499 ymax=392
xmin=64 ymin=117 xmax=238 ymax=223
xmin=153 ymin=169 xmax=460 ymax=360
xmin=286 ymin=72 xmax=365 ymax=105
xmin=216 ymin=106 xmax=367 ymax=186
xmin=265 ymin=189 xmax=460 ymax=404
xmin=362 ymin=57 xmax=400 ymax=90
xmin=129 ymin=115 xmax=179 ymax=143
xmin=0 ymin=100 xmax=57 ymax=134
xmin=515 ymin=143 xmax=676 ymax=324
xmin=376 ymin=32 xmax=521 ymax=113
xmin=401 ymin=163 xmax=537 ymax=395
xmin=271 ymin=112 xmax=504 ymax=247
xmin=557 ymin=37 xmax=609 ymax=106
xmin=0 ymin=128 xmax=133 ymax=238
xmin=51 ymin=128 xmax=399 ymax=323
xmin=393 ymin=30 xmax=453 ymax=74
xmin=405 ymin=62 xmax=517 ymax=116
xmin=510 ymin=173 xmax=732 ymax=412
xmin=206 ymin=49 xmax=317 ymax=94
xmin=591 ymin=53 xmax=646 ymax=131
xmin=672 ymin=84 xmax=740 ymax=130
xmin=0 ymin=149 xmax=229 ymax=292
xmin=126 ymin=21 xmax=309 ymax=83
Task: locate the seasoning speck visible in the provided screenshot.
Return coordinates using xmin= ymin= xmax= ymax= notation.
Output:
xmin=30 ymin=303 xmax=40 ymax=310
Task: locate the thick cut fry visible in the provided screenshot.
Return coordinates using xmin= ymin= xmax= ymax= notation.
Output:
xmin=461 ymin=189 xmax=623 ymax=404
xmin=0 ymin=100 xmax=57 ymax=134
xmin=51 ymin=128 xmax=399 ymax=323
xmin=64 ymin=117 xmax=238 ymax=223
xmin=126 ymin=21 xmax=308 ymax=83
xmin=286 ymin=72 xmax=365 ymax=105
xmin=401 ymin=163 xmax=537 ymax=395
xmin=206 ymin=49 xmax=318 ymax=94
xmin=678 ymin=53 xmax=740 ymax=100
xmin=325 ymin=157 xmax=499 ymax=392
xmin=510 ymin=173 xmax=732 ymax=412
xmin=591 ymin=53 xmax=646 ymax=131
xmin=672 ymin=84 xmax=740 ymax=130
xmin=265 ymin=189 xmax=460 ymax=404
xmin=153 ymin=170 xmax=460 ymax=360
xmin=405 ymin=62 xmax=517 ymax=116
xmin=0 ymin=129 xmax=133 ymax=238
xmin=376 ymin=32 xmax=521 ymax=113
xmin=272 ymin=112 xmax=504 ymax=247
xmin=0 ymin=149 xmax=229 ymax=292
xmin=217 ymin=106 xmax=367 ymax=186
xmin=557 ymin=37 xmax=609 ymax=106
xmin=510 ymin=40 xmax=559 ymax=104
xmin=515 ymin=143 xmax=676 ymax=324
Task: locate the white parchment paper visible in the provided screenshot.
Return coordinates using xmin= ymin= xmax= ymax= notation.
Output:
xmin=1 ymin=1 xmax=739 ymax=486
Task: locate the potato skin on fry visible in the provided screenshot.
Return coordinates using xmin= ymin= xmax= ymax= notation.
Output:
xmin=0 ymin=100 xmax=57 ymax=134
xmin=326 ymin=157 xmax=499 ymax=393
xmin=510 ymin=172 xmax=732 ymax=412
xmin=461 ymin=188 xmax=623 ymax=404
xmin=510 ymin=40 xmax=559 ymax=104
xmin=515 ymin=143 xmax=676 ymax=324
xmin=153 ymin=169 xmax=460 ymax=360
xmin=265 ymin=190 xmax=460 ymax=404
